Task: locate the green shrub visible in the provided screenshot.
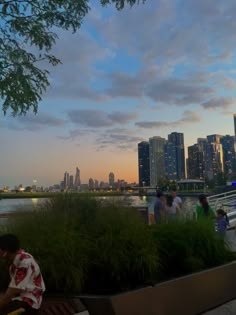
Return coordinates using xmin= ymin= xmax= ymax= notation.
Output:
xmin=150 ymin=220 xmax=235 ymax=280
xmin=0 ymin=194 xmax=235 ymax=295
xmin=1 ymin=194 xmax=159 ymax=294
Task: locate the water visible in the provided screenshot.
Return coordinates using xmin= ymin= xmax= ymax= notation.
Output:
xmin=0 ymin=198 xmax=47 ymax=214
xmin=0 ymin=196 xmax=198 ymax=215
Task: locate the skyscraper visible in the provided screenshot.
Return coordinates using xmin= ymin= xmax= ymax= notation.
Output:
xmin=205 ymin=141 xmax=224 ymax=180
xmin=164 ymin=142 xmax=177 ymax=180
xmin=234 ymin=114 xmax=236 ymax=137
xmin=167 ymin=132 xmax=185 ymax=179
xmin=63 ymin=171 xmax=69 ymax=189
xmin=69 ymin=175 xmax=74 ymax=189
xmin=187 ymin=139 xmax=206 ymax=180
xmin=109 ymin=172 xmax=115 ymax=187
xmin=74 ymin=167 xmax=81 ymax=190
xmin=88 ymin=178 xmax=94 ymax=190
xmin=149 ymin=136 xmax=165 ymax=186
xmin=138 ymin=141 xmax=150 ymax=187
xmin=220 ymin=135 xmax=236 ymax=179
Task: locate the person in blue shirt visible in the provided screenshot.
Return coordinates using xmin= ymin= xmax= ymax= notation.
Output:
xmin=215 ymin=209 xmax=229 ymax=237
xmin=154 ymin=191 xmax=165 ymax=223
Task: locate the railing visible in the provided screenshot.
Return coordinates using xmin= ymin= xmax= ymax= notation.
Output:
xmin=207 ymin=190 xmax=236 ymax=228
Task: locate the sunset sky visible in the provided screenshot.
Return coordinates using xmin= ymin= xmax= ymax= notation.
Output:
xmin=1 ymin=0 xmax=236 ymax=188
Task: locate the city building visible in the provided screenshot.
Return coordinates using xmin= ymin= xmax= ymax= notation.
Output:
xmin=149 ymin=136 xmax=166 ymax=186
xmin=166 ymin=132 xmax=185 ymax=180
xmin=138 ymin=141 xmax=150 ymax=187
xmin=63 ymin=171 xmax=69 ymax=189
xmin=109 ymin=172 xmax=115 ymax=188
xmin=187 ymin=138 xmax=207 ymax=180
xmin=88 ymin=178 xmax=94 ymax=190
xmin=205 ymin=136 xmax=224 ymax=180
xmin=74 ymin=167 xmax=81 ymax=190
xmin=234 ymin=113 xmax=236 ymax=138
xmin=164 ymin=142 xmax=176 ymax=180
xmin=220 ymin=135 xmax=236 ymax=179
xmin=69 ymin=175 xmax=74 ymax=189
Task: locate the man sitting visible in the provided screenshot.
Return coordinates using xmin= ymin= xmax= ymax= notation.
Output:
xmin=0 ymin=234 xmax=45 ymax=314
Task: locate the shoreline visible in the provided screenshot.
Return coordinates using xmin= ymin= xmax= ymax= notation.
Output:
xmin=0 ymin=191 xmax=211 ymax=199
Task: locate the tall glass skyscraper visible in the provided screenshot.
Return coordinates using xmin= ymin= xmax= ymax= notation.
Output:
xmin=167 ymin=132 xmax=185 ymax=179
xmin=234 ymin=114 xmax=236 ymax=137
xmin=187 ymin=139 xmax=206 ymax=180
xmin=74 ymin=167 xmax=81 ymax=190
xmin=221 ymin=135 xmax=236 ymax=179
xmin=109 ymin=172 xmax=115 ymax=187
xmin=149 ymin=136 xmax=165 ymax=186
xmin=138 ymin=141 xmax=150 ymax=187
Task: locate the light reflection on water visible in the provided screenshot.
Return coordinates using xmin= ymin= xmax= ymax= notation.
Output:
xmin=0 ymin=198 xmax=47 ymax=214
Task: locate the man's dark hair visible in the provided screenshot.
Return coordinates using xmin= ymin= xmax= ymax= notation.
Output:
xmin=0 ymin=234 xmax=20 ymax=253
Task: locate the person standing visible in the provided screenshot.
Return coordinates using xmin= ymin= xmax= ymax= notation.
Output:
xmin=196 ymin=194 xmax=215 ymax=220
xmin=215 ymin=209 xmax=229 ymax=237
xmin=154 ymin=191 xmax=166 ymax=223
xmin=165 ymin=194 xmax=179 ymax=221
xmin=171 ymin=189 xmax=182 ymax=209
xmin=0 ymin=234 xmax=45 ymax=315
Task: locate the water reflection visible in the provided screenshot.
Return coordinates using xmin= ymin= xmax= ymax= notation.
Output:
xmin=0 ymin=198 xmax=47 ymax=214
xmin=0 ymin=196 xmax=198 ymax=215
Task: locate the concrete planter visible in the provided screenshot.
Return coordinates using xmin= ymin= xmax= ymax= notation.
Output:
xmin=81 ymin=261 xmax=236 ymax=315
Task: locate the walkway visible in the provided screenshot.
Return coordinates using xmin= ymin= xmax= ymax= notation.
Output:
xmin=203 ymin=299 xmax=236 ymax=314
xmin=202 ymin=229 xmax=236 ymax=315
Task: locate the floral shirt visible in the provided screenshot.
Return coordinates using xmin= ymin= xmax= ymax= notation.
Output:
xmin=9 ymin=249 xmax=45 ymax=309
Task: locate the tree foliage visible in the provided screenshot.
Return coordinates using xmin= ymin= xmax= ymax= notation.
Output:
xmin=0 ymin=0 xmax=146 ymax=116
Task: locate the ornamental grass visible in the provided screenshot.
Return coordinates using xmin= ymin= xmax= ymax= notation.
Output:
xmin=0 ymin=194 xmax=234 ymax=295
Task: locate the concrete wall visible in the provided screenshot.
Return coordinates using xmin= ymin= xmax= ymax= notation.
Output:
xmin=81 ymin=261 xmax=236 ymax=315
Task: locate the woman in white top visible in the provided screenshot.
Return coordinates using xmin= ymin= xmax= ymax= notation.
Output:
xmin=165 ymin=194 xmax=179 ymax=221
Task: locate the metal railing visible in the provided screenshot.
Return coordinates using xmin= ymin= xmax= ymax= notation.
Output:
xmin=207 ymin=190 xmax=236 ymax=228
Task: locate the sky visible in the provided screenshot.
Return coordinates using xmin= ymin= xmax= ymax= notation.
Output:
xmin=1 ymin=0 xmax=236 ymax=188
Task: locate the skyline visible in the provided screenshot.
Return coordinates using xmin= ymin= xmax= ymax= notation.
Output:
xmin=1 ymin=0 xmax=236 ymax=187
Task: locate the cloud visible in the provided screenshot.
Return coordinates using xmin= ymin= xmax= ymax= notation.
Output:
xmin=135 ymin=110 xmax=201 ymax=129
xmin=8 ymin=113 xmax=66 ymax=131
xmin=40 ymin=0 xmax=236 ymax=110
xmin=58 ymin=128 xmax=90 ymax=140
xmin=96 ymin=131 xmax=144 ymax=151
xmin=146 ymin=78 xmax=215 ymax=105
xmin=67 ymin=109 xmax=138 ymax=127
xmin=201 ymin=97 xmax=235 ymax=110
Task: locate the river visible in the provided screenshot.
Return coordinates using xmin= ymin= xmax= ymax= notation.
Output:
xmin=0 ymin=195 xmax=198 ymax=214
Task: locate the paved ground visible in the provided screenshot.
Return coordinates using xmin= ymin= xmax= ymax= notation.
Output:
xmin=225 ymin=229 xmax=236 ymax=251
xmin=202 ymin=229 xmax=236 ymax=315
xmin=203 ymin=299 xmax=236 ymax=315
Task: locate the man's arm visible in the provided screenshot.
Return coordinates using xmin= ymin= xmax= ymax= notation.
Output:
xmin=0 ymin=287 xmax=22 ymax=309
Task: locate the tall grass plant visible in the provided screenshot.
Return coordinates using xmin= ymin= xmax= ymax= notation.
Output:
xmin=0 ymin=194 xmax=234 ymax=294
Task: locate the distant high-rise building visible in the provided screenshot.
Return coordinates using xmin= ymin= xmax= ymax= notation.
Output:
xmin=205 ymin=141 xmax=224 ymax=180
xmin=187 ymin=138 xmax=207 ymax=180
xmin=74 ymin=167 xmax=81 ymax=190
xmin=109 ymin=172 xmax=115 ymax=187
xmin=149 ymin=136 xmax=166 ymax=186
xmin=220 ymin=135 xmax=236 ymax=179
xmin=234 ymin=114 xmax=236 ymax=137
xmin=167 ymin=132 xmax=185 ymax=179
xmin=94 ymin=179 xmax=99 ymax=190
xmin=69 ymin=175 xmax=74 ymax=189
xmin=88 ymin=178 xmax=94 ymax=190
xmin=138 ymin=141 xmax=150 ymax=187
xmin=164 ymin=142 xmax=177 ymax=180
xmin=207 ymin=134 xmax=222 ymax=144
xmin=63 ymin=171 xmax=69 ymax=189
